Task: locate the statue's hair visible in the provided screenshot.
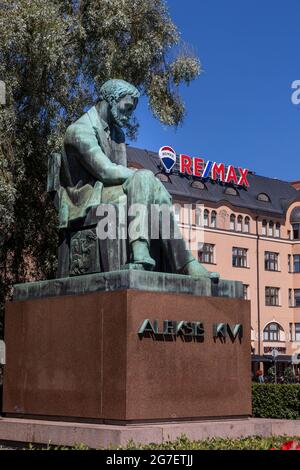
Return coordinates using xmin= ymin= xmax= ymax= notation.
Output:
xmin=99 ymin=79 xmax=140 ymax=104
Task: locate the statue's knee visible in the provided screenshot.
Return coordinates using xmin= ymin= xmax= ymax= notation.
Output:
xmin=135 ymin=169 xmax=155 ymax=179
xmin=133 ymin=169 xmax=156 ymax=184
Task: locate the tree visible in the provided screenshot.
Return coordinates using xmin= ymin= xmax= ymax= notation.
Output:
xmin=0 ymin=0 xmax=201 ymax=334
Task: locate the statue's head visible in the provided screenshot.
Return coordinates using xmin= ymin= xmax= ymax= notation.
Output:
xmin=99 ymin=79 xmax=140 ymax=127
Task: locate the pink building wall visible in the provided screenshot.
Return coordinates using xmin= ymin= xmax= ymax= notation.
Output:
xmin=176 ymin=198 xmax=300 ymax=360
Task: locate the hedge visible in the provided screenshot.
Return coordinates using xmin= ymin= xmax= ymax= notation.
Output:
xmin=25 ymin=435 xmax=300 ymax=450
xmin=252 ymin=383 xmax=300 ymax=420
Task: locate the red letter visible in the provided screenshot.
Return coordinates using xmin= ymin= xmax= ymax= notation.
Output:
xmin=237 ymin=168 xmax=250 ymax=187
xmin=225 ymin=165 xmax=238 ymax=184
xmin=212 ymin=162 xmax=225 ymax=182
xmin=180 ymin=154 xmax=192 ymax=175
xmin=193 ymin=158 xmax=204 ymax=177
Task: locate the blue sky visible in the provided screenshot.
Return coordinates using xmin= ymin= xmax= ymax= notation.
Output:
xmin=133 ymin=0 xmax=300 ymax=181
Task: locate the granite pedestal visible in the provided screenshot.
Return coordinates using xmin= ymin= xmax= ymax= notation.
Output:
xmin=3 ymin=271 xmax=251 ymax=423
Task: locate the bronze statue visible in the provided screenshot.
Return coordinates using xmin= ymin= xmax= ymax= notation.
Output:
xmin=48 ymin=79 xmax=218 ymax=280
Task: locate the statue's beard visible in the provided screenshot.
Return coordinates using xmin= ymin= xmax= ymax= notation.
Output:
xmin=110 ymin=103 xmax=128 ymax=127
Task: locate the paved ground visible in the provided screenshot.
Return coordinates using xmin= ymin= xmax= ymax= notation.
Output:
xmin=0 ymin=417 xmax=299 ymax=448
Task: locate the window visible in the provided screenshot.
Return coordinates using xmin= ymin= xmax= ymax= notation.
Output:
xmin=195 ymin=207 xmax=201 ymax=226
xmin=243 ymin=284 xmax=249 ymax=300
xmin=237 ymin=215 xmax=243 ymax=232
xmin=288 ymin=254 xmax=292 ymax=273
xmin=211 ymin=211 xmax=217 ymax=228
xmin=289 ymin=289 xmax=293 ymax=307
xmin=296 ymin=324 xmax=300 ymax=342
xmin=294 ymin=289 xmax=300 ymax=307
xmin=155 ymin=172 xmax=170 ymax=182
xmin=225 ymin=187 xmax=238 ymax=196
xmin=262 ymin=220 xmax=267 ymax=236
xmin=294 ymin=255 xmax=300 ymax=273
xmin=264 ymin=252 xmax=279 ymax=271
xmin=232 ymin=247 xmax=248 ymax=268
xmin=265 ymin=287 xmax=280 ymax=306
xmin=268 ymin=221 xmax=274 ymax=237
xmin=293 ymin=224 xmax=300 ymax=240
xmin=191 ymin=180 xmax=206 ymax=190
xmin=203 ymin=209 xmax=209 ymax=227
xmin=174 ymin=204 xmax=181 ymax=223
xmin=244 ymin=217 xmax=250 ymax=233
xmin=263 ymin=323 xmax=281 ymax=342
xmin=257 ymin=193 xmax=271 ymax=202
xmin=289 ymin=323 xmax=293 ymax=341
xmin=230 ymin=214 xmax=236 ymax=231
xmin=198 ymin=243 xmax=214 ymax=264
xmin=275 ymin=223 xmax=280 ymax=238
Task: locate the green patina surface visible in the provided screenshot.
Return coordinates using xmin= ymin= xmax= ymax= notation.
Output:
xmin=48 ymin=79 xmax=218 ymax=281
xmin=12 ymin=270 xmax=243 ymax=301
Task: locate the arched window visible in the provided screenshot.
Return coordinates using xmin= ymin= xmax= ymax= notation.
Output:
xmin=237 ymin=215 xmax=243 ymax=232
xmin=195 ymin=207 xmax=201 ymax=226
xmin=211 ymin=211 xmax=217 ymax=228
xmin=155 ymin=172 xmax=170 ymax=183
xmin=263 ymin=323 xmax=282 ymax=342
xmin=230 ymin=214 xmax=236 ymax=231
xmin=257 ymin=193 xmax=271 ymax=203
xmin=292 ymin=224 xmax=300 ymax=240
xmin=244 ymin=216 xmax=250 ymax=233
xmin=275 ymin=223 xmax=280 ymax=238
xmin=224 ymin=187 xmax=239 ymax=196
xmin=268 ymin=221 xmax=274 ymax=237
xmin=262 ymin=220 xmax=267 ymax=236
xmin=203 ymin=209 xmax=209 ymax=227
xmin=290 ymin=207 xmax=300 ymax=239
xmin=191 ymin=180 xmax=206 ymax=190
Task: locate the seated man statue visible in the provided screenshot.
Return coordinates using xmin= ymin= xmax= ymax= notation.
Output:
xmin=58 ymin=78 xmax=217 ymax=279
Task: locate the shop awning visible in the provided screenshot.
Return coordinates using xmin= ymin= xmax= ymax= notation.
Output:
xmin=275 ymin=355 xmax=293 ymax=363
xmin=251 ymin=355 xmax=272 ymax=362
xmin=251 ymin=355 xmax=292 ymax=363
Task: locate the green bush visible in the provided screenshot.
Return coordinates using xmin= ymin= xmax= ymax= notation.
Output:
xmin=252 ymin=383 xmax=300 ymax=419
xmin=25 ymin=435 xmax=300 ymax=451
xmin=111 ymin=435 xmax=300 ymax=450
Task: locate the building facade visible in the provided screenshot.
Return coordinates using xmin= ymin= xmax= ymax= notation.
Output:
xmin=128 ymin=146 xmax=300 ymax=373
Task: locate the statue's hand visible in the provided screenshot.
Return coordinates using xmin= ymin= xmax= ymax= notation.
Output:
xmin=124 ymin=167 xmax=138 ymax=179
xmin=119 ymin=166 xmax=135 ymax=180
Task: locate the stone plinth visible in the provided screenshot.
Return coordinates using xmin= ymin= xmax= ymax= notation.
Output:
xmin=3 ymin=277 xmax=251 ymax=423
xmin=0 ymin=418 xmax=299 ymax=448
xmin=12 ymin=270 xmax=243 ymax=301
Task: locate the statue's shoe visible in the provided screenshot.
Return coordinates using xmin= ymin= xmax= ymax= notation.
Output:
xmin=132 ymin=256 xmax=156 ymax=271
xmin=121 ymin=257 xmax=156 ymax=271
xmin=121 ymin=263 xmax=146 ymax=271
xmin=182 ymin=259 xmax=220 ymax=281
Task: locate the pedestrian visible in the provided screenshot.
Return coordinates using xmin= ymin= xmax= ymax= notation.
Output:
xmin=256 ymin=369 xmax=264 ymax=384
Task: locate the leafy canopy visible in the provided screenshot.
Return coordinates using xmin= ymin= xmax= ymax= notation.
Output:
xmin=0 ymin=0 xmax=201 ymax=331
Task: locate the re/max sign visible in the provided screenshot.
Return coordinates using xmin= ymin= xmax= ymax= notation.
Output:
xmin=179 ymin=155 xmax=250 ymax=188
xmin=138 ymin=320 xmax=243 ymax=340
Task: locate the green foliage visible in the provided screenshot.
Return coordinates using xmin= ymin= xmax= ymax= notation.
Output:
xmin=23 ymin=435 xmax=300 ymax=450
xmin=284 ymin=367 xmax=296 ymax=384
xmin=252 ymin=383 xmax=300 ymax=420
xmin=0 ymin=0 xmax=201 ymax=334
xmin=266 ymin=365 xmax=276 ymax=382
xmin=113 ymin=435 xmax=300 ymax=450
